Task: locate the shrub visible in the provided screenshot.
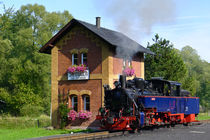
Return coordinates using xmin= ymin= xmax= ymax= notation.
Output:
xmin=20 ymin=104 xmax=44 ymax=117
xmin=0 ymin=115 xmax=51 ymax=129
xmin=59 ymin=103 xmax=70 ymax=129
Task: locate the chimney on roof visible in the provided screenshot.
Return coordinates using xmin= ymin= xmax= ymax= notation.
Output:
xmin=96 ymin=17 xmax=101 ymax=29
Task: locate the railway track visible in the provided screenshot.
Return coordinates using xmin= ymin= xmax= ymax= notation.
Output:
xmin=29 ymin=121 xmax=209 ymax=140
xmin=29 ymin=131 xmax=126 ymax=140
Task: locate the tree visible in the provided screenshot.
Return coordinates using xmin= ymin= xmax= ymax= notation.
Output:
xmin=0 ymin=4 xmax=73 ymax=115
xmin=180 ymin=46 xmax=210 ymax=109
xmin=145 ymin=34 xmax=187 ymax=82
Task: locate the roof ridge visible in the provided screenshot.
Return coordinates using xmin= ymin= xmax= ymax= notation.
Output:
xmin=40 ymin=18 xmax=154 ymax=55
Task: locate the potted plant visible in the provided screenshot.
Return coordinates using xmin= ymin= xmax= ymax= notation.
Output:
xmin=78 ymin=110 xmax=92 ymax=120
xmin=67 ymin=64 xmax=87 ymax=73
xmin=123 ymin=66 xmax=135 ymax=77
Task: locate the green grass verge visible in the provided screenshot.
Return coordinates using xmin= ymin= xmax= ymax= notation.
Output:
xmin=196 ymin=112 xmax=210 ymax=120
xmin=0 ymin=115 xmax=92 ymax=140
xmin=0 ymin=128 xmax=90 ymax=140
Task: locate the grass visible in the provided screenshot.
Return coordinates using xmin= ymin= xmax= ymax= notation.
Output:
xmin=0 ymin=115 xmax=91 ymax=140
xmin=196 ymin=112 xmax=210 ymax=120
xmin=0 ymin=112 xmax=209 ymax=140
xmin=0 ymin=128 xmax=89 ymax=140
xmin=0 ymin=115 xmax=51 ymax=129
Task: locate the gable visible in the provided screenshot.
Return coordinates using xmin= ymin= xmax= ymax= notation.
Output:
xmin=39 ymin=18 xmax=154 ymax=55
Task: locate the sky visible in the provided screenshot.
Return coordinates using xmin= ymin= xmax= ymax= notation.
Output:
xmin=0 ymin=0 xmax=210 ymax=62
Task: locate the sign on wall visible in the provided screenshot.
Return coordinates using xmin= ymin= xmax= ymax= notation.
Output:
xmin=67 ymin=70 xmax=89 ymax=80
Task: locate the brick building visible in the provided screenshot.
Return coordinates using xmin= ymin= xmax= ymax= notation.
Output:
xmin=39 ymin=17 xmax=153 ymax=128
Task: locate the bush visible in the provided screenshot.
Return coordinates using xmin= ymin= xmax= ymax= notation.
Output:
xmin=59 ymin=103 xmax=70 ymax=128
xmin=0 ymin=115 xmax=51 ymax=129
xmin=20 ymin=104 xmax=44 ymax=117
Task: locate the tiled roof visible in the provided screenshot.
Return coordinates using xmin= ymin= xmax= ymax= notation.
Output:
xmin=39 ymin=19 xmax=154 ymax=55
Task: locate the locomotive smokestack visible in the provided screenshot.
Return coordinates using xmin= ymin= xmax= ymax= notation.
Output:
xmin=96 ymin=17 xmax=101 ymax=29
xmin=119 ymin=75 xmax=126 ymax=88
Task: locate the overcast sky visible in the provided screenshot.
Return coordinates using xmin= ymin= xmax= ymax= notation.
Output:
xmin=0 ymin=0 xmax=210 ymax=62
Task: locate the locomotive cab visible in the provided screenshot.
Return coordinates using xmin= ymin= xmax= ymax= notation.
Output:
xmin=148 ymin=78 xmax=183 ymax=96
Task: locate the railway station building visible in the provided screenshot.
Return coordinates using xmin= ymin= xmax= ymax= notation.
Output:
xmin=39 ymin=17 xmax=153 ymax=128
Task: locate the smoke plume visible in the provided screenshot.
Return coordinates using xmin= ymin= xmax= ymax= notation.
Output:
xmin=98 ymin=0 xmax=176 ymax=39
xmin=95 ymin=0 xmax=176 ymax=59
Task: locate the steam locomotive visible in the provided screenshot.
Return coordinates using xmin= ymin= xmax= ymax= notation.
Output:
xmin=96 ymin=75 xmax=199 ymax=131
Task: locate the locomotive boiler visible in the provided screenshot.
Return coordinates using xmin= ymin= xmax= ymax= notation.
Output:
xmin=96 ymin=75 xmax=199 ymax=131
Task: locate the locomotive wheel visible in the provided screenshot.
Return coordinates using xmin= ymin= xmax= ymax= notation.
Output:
xmin=129 ymin=128 xmax=137 ymax=133
xmin=183 ymin=122 xmax=189 ymax=126
xmin=137 ymin=128 xmax=142 ymax=134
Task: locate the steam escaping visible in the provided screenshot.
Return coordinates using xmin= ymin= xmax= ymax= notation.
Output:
xmin=98 ymin=0 xmax=176 ymax=39
xmin=113 ymin=32 xmax=146 ymax=60
xmin=95 ymin=0 xmax=176 ymax=59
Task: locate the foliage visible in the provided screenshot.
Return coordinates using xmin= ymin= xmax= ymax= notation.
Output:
xmin=0 ymin=115 xmax=51 ymax=129
xmin=145 ymin=35 xmax=210 ymax=108
xmin=20 ymin=104 xmax=44 ymax=117
xmin=145 ymin=34 xmax=187 ymax=82
xmin=59 ymin=104 xmax=70 ymax=128
xmin=0 ymin=4 xmax=73 ymax=116
xmin=180 ymin=46 xmax=210 ymax=108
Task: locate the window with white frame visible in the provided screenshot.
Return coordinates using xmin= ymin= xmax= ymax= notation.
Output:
xmin=71 ymin=95 xmax=78 ymax=111
xmin=72 ymin=54 xmax=78 ymax=65
xmin=123 ymin=58 xmax=126 ymax=67
xmin=81 ymin=53 xmax=87 ymax=65
xmin=128 ymin=60 xmax=132 ymax=67
xmin=83 ymin=95 xmax=90 ymax=111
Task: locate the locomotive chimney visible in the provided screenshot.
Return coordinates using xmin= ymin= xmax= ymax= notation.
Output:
xmin=119 ymin=75 xmax=126 ymax=88
xmin=96 ymin=17 xmax=101 ymax=29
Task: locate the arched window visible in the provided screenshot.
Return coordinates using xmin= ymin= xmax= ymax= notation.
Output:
xmin=83 ymin=95 xmax=90 ymax=111
xmin=71 ymin=95 xmax=78 ymax=111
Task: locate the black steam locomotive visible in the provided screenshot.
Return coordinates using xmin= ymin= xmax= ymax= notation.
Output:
xmin=96 ymin=75 xmax=199 ymax=131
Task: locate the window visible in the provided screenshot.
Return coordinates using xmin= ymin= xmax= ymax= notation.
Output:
xmin=83 ymin=95 xmax=90 ymax=111
xmin=128 ymin=60 xmax=132 ymax=67
xmin=71 ymin=95 xmax=78 ymax=111
xmin=72 ymin=54 xmax=78 ymax=65
xmin=81 ymin=53 xmax=87 ymax=65
xmin=123 ymin=59 xmax=126 ymax=67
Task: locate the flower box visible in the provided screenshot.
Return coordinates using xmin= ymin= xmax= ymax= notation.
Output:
xmin=123 ymin=67 xmax=135 ymax=77
xmin=67 ymin=64 xmax=89 ymax=80
xmin=67 ymin=70 xmax=89 ymax=80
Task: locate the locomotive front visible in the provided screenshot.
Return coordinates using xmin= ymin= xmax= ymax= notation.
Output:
xmin=96 ymin=75 xmax=147 ymax=131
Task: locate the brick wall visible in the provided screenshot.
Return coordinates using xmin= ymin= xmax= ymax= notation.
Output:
xmin=58 ymin=80 xmax=102 ymax=127
xmin=112 ymin=54 xmax=143 ymax=78
xmin=58 ymin=29 xmax=102 ymax=77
